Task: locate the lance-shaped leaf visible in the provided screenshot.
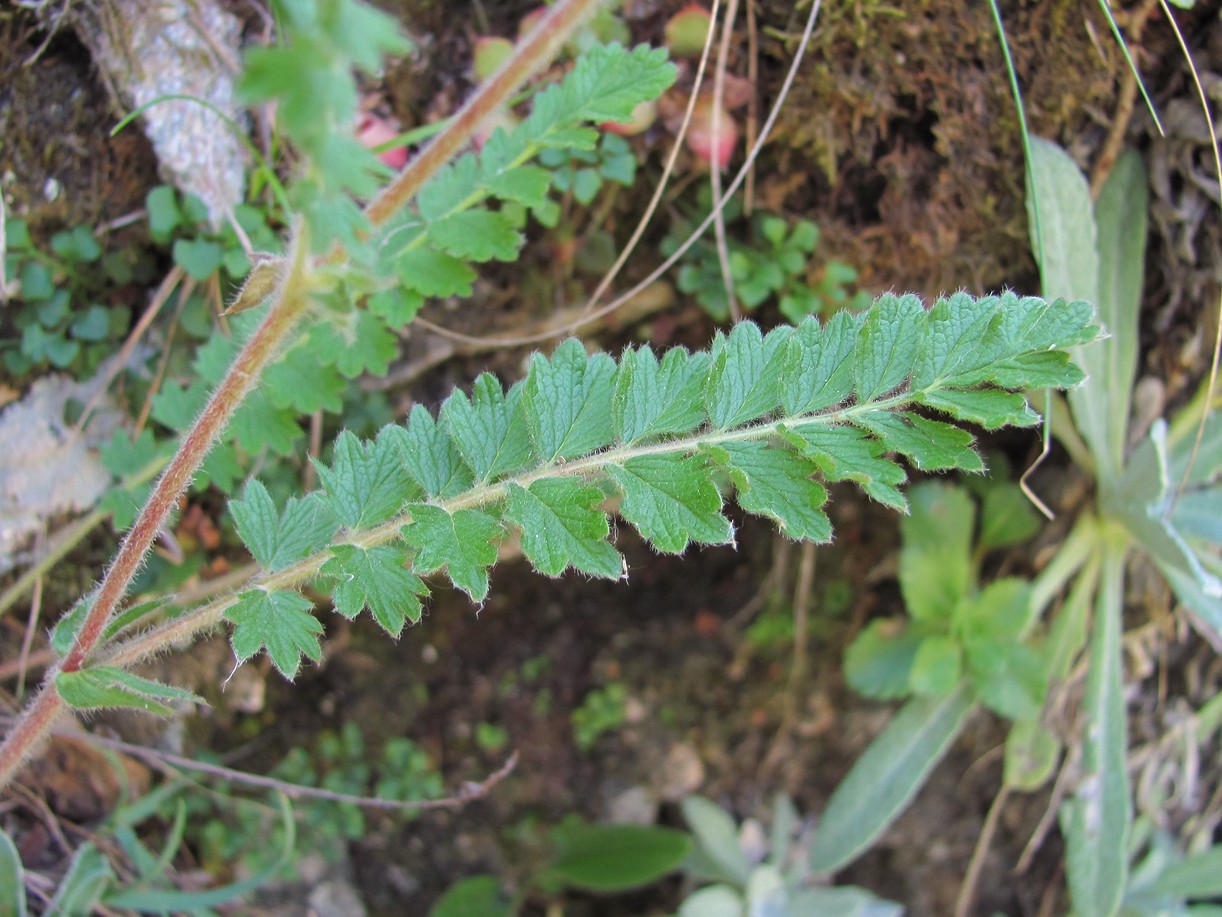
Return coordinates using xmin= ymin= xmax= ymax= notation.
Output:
xmin=402 ymin=504 xmax=501 ymax=601
xmin=231 ymin=481 xmax=338 ymax=572
xmin=225 ymin=589 xmax=322 ymax=680
xmin=707 ymin=440 xmax=831 ymax=542
xmin=56 ymin=666 xmax=204 ymax=716
xmin=314 ymin=428 xmax=417 ymax=529
xmin=609 ymin=455 xmax=733 ymax=553
xmin=504 ymin=480 xmax=621 ymax=579
xmin=523 ymin=340 xmax=615 ymax=462
xmin=323 ymin=543 xmax=428 ymax=636
xmin=441 ymin=373 xmax=535 ymax=482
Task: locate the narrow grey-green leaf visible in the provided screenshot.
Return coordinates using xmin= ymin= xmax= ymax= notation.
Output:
xmin=402 ymin=504 xmax=500 ymax=601
xmin=918 ymin=389 xmax=1039 ymax=430
xmin=711 ymin=441 xmax=831 ymax=542
xmin=47 ymin=844 xmax=112 ymax=916
xmin=809 ymin=683 xmax=975 ymax=874
xmin=56 ymin=666 xmax=203 ymax=716
xmin=704 ymin=322 xmax=790 ymax=429
xmin=680 ymin=796 xmax=752 ymax=885
xmin=1060 ymin=544 xmax=1130 ymax=917
xmin=0 ymin=827 xmax=25 ymax=917
xmin=853 ymin=293 xmax=925 ymax=402
xmin=441 ymin=373 xmax=535 ymax=481
xmin=853 ymin=411 xmax=984 ymax=473
xmin=523 ymin=340 xmax=615 ymax=461
xmin=608 ymin=455 xmax=733 ymax=553
xmin=782 ymin=423 xmax=907 ymax=511
xmin=504 ymin=480 xmax=621 ymax=579
xmin=782 ymin=310 xmax=862 ymax=415
xmin=391 ymin=404 xmax=474 ymax=498
xmin=313 ymin=428 xmax=415 ymax=528
xmin=323 ymin=543 xmax=427 ymax=636
xmin=613 ymin=345 xmax=709 ymax=444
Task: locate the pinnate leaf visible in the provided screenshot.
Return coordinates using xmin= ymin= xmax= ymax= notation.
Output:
xmin=783 ymin=424 xmax=907 ymax=512
xmin=323 ymin=543 xmax=427 ymax=636
xmin=704 ymin=322 xmax=790 ymax=429
xmin=402 ymin=504 xmax=500 ymax=601
xmin=782 ymin=310 xmax=861 ymax=414
xmin=918 ymin=389 xmax=1039 ymax=430
xmin=314 ymin=428 xmax=416 ymax=528
xmin=710 ymin=441 xmax=831 ymax=542
xmin=613 ymin=345 xmax=708 ymax=444
xmin=226 ymin=589 xmax=322 ymax=680
xmin=231 ymin=481 xmax=338 ymax=572
xmin=609 ymin=455 xmax=733 ymax=553
xmin=853 ymin=293 xmax=925 ymax=401
xmin=853 ymin=411 xmax=984 ymax=473
xmin=441 ymin=374 xmax=535 ymax=482
xmin=505 ymin=480 xmax=621 ymax=578
xmin=523 ymin=340 xmax=615 ymax=462
xmin=391 ymin=405 xmax=474 ymax=498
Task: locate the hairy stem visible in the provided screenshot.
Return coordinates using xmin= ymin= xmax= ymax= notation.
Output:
xmin=0 ymin=0 xmax=618 ymax=794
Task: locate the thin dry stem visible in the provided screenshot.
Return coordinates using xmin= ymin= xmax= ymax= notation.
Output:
xmin=710 ymin=0 xmax=742 ymax=322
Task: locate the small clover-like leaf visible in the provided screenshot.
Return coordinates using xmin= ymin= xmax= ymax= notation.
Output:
xmin=323 ymin=544 xmax=427 ymax=636
xmin=226 ymin=589 xmax=322 ymax=680
xmin=609 ymin=455 xmax=733 ymax=553
xmin=402 ymin=505 xmax=501 ymax=601
xmin=505 ymin=480 xmax=622 ymax=579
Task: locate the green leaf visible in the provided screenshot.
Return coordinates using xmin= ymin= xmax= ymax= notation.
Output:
xmin=310 ymin=309 xmax=398 ymax=378
xmin=844 ymin=619 xmax=922 ymax=700
xmin=612 ymin=345 xmax=709 ymax=444
xmin=441 ymin=374 xmax=535 ymax=482
xmin=544 ymin=824 xmax=691 ymax=892
xmin=783 ymin=423 xmax=907 ymax=512
xmin=172 ymin=238 xmax=224 ymax=280
xmin=401 ymin=505 xmax=500 ymax=602
xmin=322 ymin=544 xmax=427 ymax=636
xmin=918 ymin=388 xmax=1039 ymax=430
xmin=0 ymin=828 xmax=26 ymax=917
xmin=229 ymin=388 xmax=303 ymax=456
xmin=853 ymin=411 xmax=983 ymax=473
xmin=429 ymin=876 xmax=512 ymax=917
xmin=853 ymin=293 xmax=925 ymax=401
xmin=681 ymin=796 xmax=751 ymax=885
xmin=56 ymin=666 xmax=203 ymax=716
xmin=1004 ymin=717 xmax=1061 ymax=792
xmin=230 ymin=481 xmax=338 ymax=572
xmin=505 ymin=480 xmax=622 ymax=579
xmin=314 ymin=428 xmax=415 ymax=528
xmin=485 ymin=166 xmax=552 ymax=208
xmin=264 ymin=342 xmax=347 ymax=414
xmin=146 ymin=185 xmax=181 ymax=241
xmin=609 ymin=455 xmax=733 ymax=553
xmin=909 ymin=635 xmax=962 ymax=696
xmin=911 ymin=292 xmax=1000 ymax=390
xmin=809 ymin=683 xmax=975 ymax=874
xmin=782 ymin=310 xmax=862 ymax=414
xmin=395 ymin=246 xmax=477 ymax=298
xmin=523 ymin=340 xmax=615 ymax=462
xmin=899 ymin=482 xmax=975 ymax=620
xmin=1148 ymin=846 xmax=1222 ymax=897
xmin=1061 ymin=542 xmax=1130 ymax=917
xmin=391 ymin=405 xmax=474 ymax=498
xmin=48 ymin=844 xmax=112 ymax=916
xmin=710 ymin=440 xmax=830 ymax=541
xmin=429 ymin=210 xmax=521 ymax=262
xmin=704 ymin=322 xmax=790 ymax=429
xmin=226 ymin=589 xmax=323 ymax=680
